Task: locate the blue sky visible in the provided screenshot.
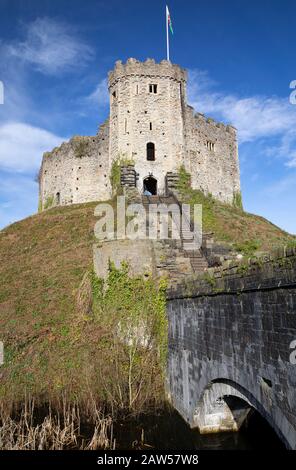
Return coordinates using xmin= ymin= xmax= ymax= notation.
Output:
xmin=0 ymin=0 xmax=296 ymax=233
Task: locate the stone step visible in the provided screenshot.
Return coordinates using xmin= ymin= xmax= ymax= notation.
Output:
xmin=141 ymin=193 xmax=209 ymax=282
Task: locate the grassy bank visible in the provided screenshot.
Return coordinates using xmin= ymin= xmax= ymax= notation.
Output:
xmin=0 ymin=202 xmax=165 ymax=413
xmin=177 ymin=166 xmax=295 ymax=255
xmin=0 ymin=192 xmax=295 ymax=449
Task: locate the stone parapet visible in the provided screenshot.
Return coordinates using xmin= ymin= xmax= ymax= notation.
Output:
xmin=108 ymin=58 xmax=187 ymax=88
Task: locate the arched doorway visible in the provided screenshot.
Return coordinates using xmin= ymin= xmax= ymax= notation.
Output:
xmin=143 ymin=176 xmax=157 ymax=195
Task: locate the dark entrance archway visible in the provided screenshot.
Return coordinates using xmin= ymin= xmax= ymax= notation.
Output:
xmin=143 ymin=176 xmax=157 ymax=195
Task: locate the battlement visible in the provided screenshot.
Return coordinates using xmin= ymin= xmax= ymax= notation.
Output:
xmin=191 ymin=110 xmax=237 ymax=136
xmin=39 ymin=57 xmax=240 ymax=211
xmin=108 ymin=58 xmax=187 ymax=88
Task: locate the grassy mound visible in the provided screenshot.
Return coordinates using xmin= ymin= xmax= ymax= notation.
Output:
xmin=0 ymin=202 xmax=165 ymax=410
xmin=0 ymin=193 xmax=294 ymax=408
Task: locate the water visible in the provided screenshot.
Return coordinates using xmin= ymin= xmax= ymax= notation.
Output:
xmin=112 ymin=408 xmax=285 ymax=450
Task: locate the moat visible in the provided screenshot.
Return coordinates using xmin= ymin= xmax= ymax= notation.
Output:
xmin=107 ymin=408 xmax=285 ymax=450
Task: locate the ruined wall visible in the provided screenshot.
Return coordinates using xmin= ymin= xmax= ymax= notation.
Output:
xmin=39 ymin=120 xmax=111 ymax=209
xmin=108 ymin=58 xmax=187 ymax=194
xmin=166 ymin=248 xmax=296 ymax=448
xmin=184 ymin=107 xmax=240 ymax=204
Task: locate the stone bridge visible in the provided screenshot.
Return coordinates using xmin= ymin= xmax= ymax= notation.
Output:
xmin=166 ymin=247 xmax=296 ymax=449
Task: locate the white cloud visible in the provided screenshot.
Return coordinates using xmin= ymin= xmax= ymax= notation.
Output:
xmin=86 ymin=78 xmax=109 ymax=108
xmin=6 ymin=17 xmax=94 ymax=75
xmin=265 ymin=130 xmax=296 ymax=167
xmin=0 ymin=122 xmax=65 ymax=172
xmin=187 ymin=70 xmax=296 ymax=164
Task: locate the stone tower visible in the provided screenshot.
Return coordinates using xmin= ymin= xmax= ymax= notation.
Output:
xmin=108 ymin=58 xmax=188 ymax=195
xmin=39 ymin=58 xmax=240 ymax=211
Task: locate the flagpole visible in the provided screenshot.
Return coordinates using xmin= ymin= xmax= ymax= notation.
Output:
xmin=166 ymin=5 xmax=170 ymax=61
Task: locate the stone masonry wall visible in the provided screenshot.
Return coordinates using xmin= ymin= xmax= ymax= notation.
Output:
xmin=167 ymin=247 xmax=296 ymax=448
xmin=184 ymin=107 xmax=240 ymax=204
xmin=39 ymin=120 xmax=111 ymax=208
xmin=39 ymin=58 xmax=241 ymax=208
xmin=108 ymin=58 xmax=187 ymax=195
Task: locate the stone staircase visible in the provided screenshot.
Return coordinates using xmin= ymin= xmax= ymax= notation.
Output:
xmin=140 ymin=194 xmax=208 ymax=281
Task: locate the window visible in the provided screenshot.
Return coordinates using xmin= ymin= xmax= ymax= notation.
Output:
xmin=206 ymin=141 xmax=215 ymax=151
xmin=147 ymin=142 xmax=155 ymax=161
xmin=112 ymin=90 xmax=117 ymax=103
xmin=150 ymin=122 xmax=153 ymax=131
xmin=149 ymin=84 xmax=157 ymax=94
xmin=124 ymin=118 xmax=127 ymax=134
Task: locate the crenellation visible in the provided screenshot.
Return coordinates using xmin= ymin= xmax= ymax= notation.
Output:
xmin=39 ymin=57 xmax=241 ymax=210
xmin=108 ymin=58 xmax=187 ymax=90
xmin=186 ymin=106 xmax=240 ymax=202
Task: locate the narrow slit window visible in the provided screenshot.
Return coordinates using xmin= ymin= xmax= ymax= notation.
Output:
xmin=150 ymin=122 xmax=153 ymax=131
xmin=206 ymin=141 xmax=215 ymax=151
xmin=149 ymin=84 xmax=158 ymax=94
xmin=124 ymin=118 xmax=127 ymax=134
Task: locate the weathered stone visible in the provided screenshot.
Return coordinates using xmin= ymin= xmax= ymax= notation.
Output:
xmin=167 ymin=251 xmax=296 ymax=449
xmin=39 ymin=58 xmax=240 ymax=209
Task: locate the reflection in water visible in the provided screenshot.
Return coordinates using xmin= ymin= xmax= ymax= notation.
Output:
xmin=113 ymin=407 xmax=285 ymax=450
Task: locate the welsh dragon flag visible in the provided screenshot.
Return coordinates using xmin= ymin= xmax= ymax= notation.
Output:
xmin=166 ymin=5 xmax=174 ymax=34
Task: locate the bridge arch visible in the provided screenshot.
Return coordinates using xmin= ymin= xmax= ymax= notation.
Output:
xmin=191 ymin=378 xmax=291 ymax=448
xmin=167 ymin=251 xmax=296 ymax=450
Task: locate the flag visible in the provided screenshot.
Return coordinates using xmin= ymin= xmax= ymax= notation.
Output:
xmin=167 ymin=6 xmax=174 ymax=35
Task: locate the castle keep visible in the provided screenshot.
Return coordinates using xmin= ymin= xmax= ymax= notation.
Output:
xmin=39 ymin=58 xmax=240 ymax=208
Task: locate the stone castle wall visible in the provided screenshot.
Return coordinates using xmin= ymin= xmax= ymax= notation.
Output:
xmin=184 ymin=107 xmax=240 ymax=204
xmin=39 ymin=58 xmax=241 ymax=209
xmin=39 ymin=120 xmax=111 ymax=209
xmin=108 ymin=58 xmax=187 ymax=194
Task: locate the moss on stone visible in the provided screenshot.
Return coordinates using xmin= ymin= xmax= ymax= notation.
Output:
xmin=73 ymin=138 xmax=90 ymax=159
xmin=110 ymin=154 xmax=135 ymax=194
xmin=233 ymin=191 xmax=243 ymax=210
xmin=43 ymin=195 xmax=54 ymax=210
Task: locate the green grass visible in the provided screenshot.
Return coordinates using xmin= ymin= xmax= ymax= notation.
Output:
xmin=0 ymin=202 xmax=165 ymax=410
xmin=176 ymin=166 xmax=295 ymax=254
xmin=110 ymin=155 xmax=135 ymax=194
xmin=0 ymin=186 xmax=294 ymax=407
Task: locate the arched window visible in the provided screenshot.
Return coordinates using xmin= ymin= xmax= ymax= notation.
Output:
xmin=147 ymin=142 xmax=155 ymax=161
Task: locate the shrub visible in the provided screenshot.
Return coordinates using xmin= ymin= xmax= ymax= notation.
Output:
xmin=234 ymin=239 xmax=261 ymax=256
xmin=74 ymin=138 xmax=89 ymax=159
xmin=110 ymin=154 xmax=134 ymax=194
xmin=91 ymin=263 xmax=167 ymax=411
xmin=233 ymin=191 xmax=243 ymax=210
xmin=43 ymin=195 xmax=54 ymax=210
